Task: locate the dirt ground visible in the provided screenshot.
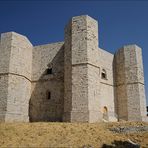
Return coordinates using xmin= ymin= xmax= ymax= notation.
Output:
xmin=0 ymin=122 xmax=148 ymax=147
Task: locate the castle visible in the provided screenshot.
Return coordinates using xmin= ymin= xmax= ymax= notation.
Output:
xmin=0 ymin=15 xmax=147 ymax=122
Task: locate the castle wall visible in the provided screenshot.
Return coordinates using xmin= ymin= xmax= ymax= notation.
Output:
xmin=62 ymin=18 xmax=89 ymax=121
xmin=64 ymin=15 xmax=91 ymax=122
xmin=99 ymin=49 xmax=117 ymax=121
xmin=6 ymin=75 xmax=31 ymax=121
xmin=63 ymin=20 xmax=72 ymax=121
xmin=0 ymin=75 xmax=9 ymax=121
xmin=30 ymin=42 xmax=64 ymax=121
xmin=0 ymin=15 xmax=147 ymax=123
xmin=0 ymin=32 xmax=32 ymax=122
xmin=0 ymin=34 xmax=10 ymax=121
xmin=88 ymin=64 xmax=101 ymax=122
xmin=86 ymin=16 xmax=101 ymax=122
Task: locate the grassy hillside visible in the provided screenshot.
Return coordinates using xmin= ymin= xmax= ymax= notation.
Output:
xmin=0 ymin=122 xmax=148 ymax=147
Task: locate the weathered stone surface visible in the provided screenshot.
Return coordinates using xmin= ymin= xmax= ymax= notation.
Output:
xmin=114 ymin=45 xmax=147 ymax=121
xmin=0 ymin=15 xmax=147 ymax=122
xmin=30 ymin=43 xmax=64 ymax=121
xmin=0 ymin=32 xmax=32 ymax=122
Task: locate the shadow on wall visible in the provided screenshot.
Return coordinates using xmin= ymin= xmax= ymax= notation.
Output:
xmin=29 ymin=45 xmax=64 ymax=122
xmin=102 ymin=140 xmax=140 ymax=148
xmin=113 ymin=55 xmax=118 ymax=121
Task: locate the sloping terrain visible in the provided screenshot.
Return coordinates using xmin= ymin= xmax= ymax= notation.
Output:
xmin=0 ymin=122 xmax=148 ymax=147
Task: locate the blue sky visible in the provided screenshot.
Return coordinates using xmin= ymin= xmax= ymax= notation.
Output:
xmin=0 ymin=1 xmax=148 ymax=104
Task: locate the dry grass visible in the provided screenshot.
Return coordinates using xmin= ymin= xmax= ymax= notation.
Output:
xmin=0 ymin=122 xmax=148 ymax=147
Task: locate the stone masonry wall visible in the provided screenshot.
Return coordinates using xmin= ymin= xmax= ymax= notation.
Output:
xmin=0 ymin=74 xmax=9 ymax=121
xmin=99 ymin=48 xmax=117 ymax=121
xmin=0 ymin=33 xmax=10 ymax=121
xmin=63 ymin=20 xmax=72 ymax=121
xmin=114 ymin=45 xmax=147 ymax=121
xmin=64 ymin=15 xmax=103 ymax=122
xmin=86 ymin=16 xmax=101 ymax=122
xmin=0 ymin=15 xmax=147 ymax=123
xmin=6 ymin=75 xmax=31 ymax=121
xmin=30 ymin=42 xmax=64 ymax=121
xmin=0 ymin=32 xmax=32 ymax=122
xmin=64 ymin=15 xmax=91 ymax=122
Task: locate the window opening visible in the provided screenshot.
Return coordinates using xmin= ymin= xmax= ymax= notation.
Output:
xmin=101 ymin=69 xmax=107 ymax=79
xmin=46 ymin=68 xmax=52 ymax=74
xmin=47 ymin=91 xmax=51 ymax=100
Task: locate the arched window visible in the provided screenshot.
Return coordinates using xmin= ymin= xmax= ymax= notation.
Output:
xmin=45 ymin=63 xmax=53 ymax=75
xmin=101 ymin=69 xmax=107 ymax=79
xmin=103 ymin=106 xmax=108 ymax=113
xmin=103 ymin=106 xmax=109 ymax=121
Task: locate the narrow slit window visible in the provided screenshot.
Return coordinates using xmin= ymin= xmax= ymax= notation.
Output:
xmin=47 ymin=92 xmax=51 ymax=100
xmin=101 ymin=69 xmax=107 ymax=79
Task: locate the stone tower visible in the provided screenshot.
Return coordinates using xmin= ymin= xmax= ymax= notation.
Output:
xmin=0 ymin=32 xmax=32 ymax=122
xmin=63 ymin=15 xmax=101 ymax=122
xmin=114 ymin=45 xmax=147 ymax=121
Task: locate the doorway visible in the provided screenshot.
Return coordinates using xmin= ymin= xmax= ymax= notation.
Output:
xmin=103 ymin=106 xmax=109 ymax=121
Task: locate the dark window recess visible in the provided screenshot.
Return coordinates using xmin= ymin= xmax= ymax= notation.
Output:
xmin=101 ymin=69 xmax=107 ymax=79
xmin=46 ymin=68 xmax=52 ymax=74
xmin=47 ymin=92 xmax=51 ymax=100
xmin=101 ymin=73 xmax=106 ymax=79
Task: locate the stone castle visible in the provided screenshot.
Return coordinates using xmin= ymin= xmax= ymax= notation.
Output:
xmin=0 ymin=15 xmax=147 ymax=122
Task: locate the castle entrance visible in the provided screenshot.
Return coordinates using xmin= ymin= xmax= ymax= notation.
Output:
xmin=103 ymin=106 xmax=109 ymax=121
